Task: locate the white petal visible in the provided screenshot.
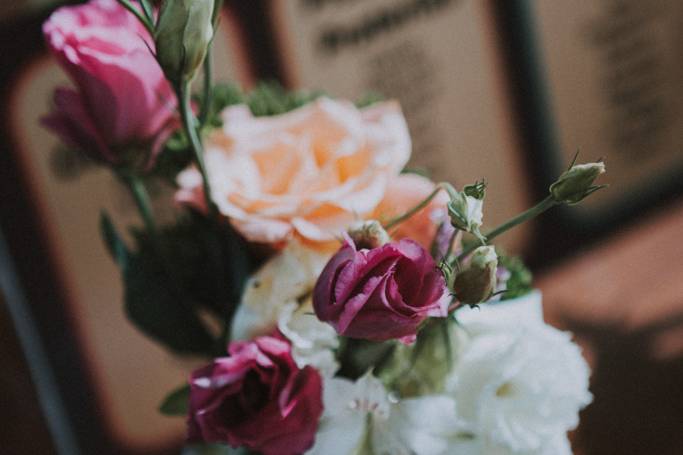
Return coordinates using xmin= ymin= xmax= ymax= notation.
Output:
xmin=231 ymin=241 xmax=331 ymax=340
xmin=373 ymin=395 xmax=460 ymax=455
xmin=278 ymin=301 xmax=339 ymax=376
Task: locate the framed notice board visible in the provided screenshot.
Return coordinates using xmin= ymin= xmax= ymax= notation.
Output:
xmin=494 ymin=0 xmax=683 ymax=240
xmin=267 ymin=0 xmax=536 ymax=254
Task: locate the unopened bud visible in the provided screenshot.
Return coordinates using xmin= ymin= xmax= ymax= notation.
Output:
xmin=453 ymin=246 xmax=498 ymax=305
xmin=550 ymin=162 xmax=606 ymax=205
xmin=348 ymin=220 xmax=390 ymax=249
xmin=155 ymin=0 xmax=215 ymax=84
xmin=448 ymin=183 xmax=485 ymax=240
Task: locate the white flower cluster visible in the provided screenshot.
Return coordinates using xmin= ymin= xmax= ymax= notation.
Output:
xmin=447 ymin=291 xmax=593 ymax=454
xmin=232 ymin=245 xmax=592 ymax=455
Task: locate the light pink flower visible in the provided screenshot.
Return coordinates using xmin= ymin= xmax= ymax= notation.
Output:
xmin=313 ymin=237 xmax=450 ymax=343
xmin=176 ymin=98 xmax=411 ymax=244
xmin=188 ymin=336 xmax=323 ymax=455
xmin=41 ymin=0 xmax=176 ymax=166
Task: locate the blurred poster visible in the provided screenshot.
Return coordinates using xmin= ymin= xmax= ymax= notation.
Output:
xmin=3 ymin=9 xmax=253 ymax=453
xmin=270 ymin=0 xmax=533 ymax=253
xmin=517 ymin=0 xmax=683 ymax=224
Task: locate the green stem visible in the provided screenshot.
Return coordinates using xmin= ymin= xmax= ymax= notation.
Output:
xmin=117 ymin=0 xmax=154 ymax=35
xmin=123 ymin=174 xmax=157 ymax=234
xmin=384 ymin=182 xmax=454 ymax=230
xmin=199 ymin=46 xmax=213 ymax=127
xmin=457 ymin=196 xmax=558 ymax=260
xmin=138 ymin=0 xmax=155 ymax=24
xmin=440 ymin=318 xmax=453 ymax=372
xmin=177 ymin=83 xmax=216 ymax=215
xmin=446 ymin=227 xmax=459 ymax=261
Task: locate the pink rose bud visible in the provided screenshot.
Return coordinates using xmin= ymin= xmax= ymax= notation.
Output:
xmin=187 ymin=336 xmax=323 ymax=455
xmin=41 ymin=0 xmax=176 ymax=167
xmin=313 ymin=237 xmax=450 ymax=343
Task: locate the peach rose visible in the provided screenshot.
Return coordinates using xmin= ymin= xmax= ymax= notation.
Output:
xmin=177 ymin=97 xmax=410 ymax=244
xmin=373 ymin=173 xmax=450 ymax=249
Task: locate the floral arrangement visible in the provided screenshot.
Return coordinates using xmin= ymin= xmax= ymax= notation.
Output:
xmin=40 ymin=1 xmax=607 ymax=454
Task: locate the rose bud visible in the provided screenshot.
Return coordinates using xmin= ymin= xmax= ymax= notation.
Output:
xmin=41 ymin=0 xmax=176 ymax=168
xmin=447 ymin=181 xmax=486 ymax=241
xmin=550 ymin=161 xmax=606 ymax=204
xmin=347 ymin=220 xmax=390 ymax=250
xmin=155 ymin=0 xmax=215 ymax=84
xmin=187 ymin=336 xmax=323 ymax=455
xmin=453 ymin=245 xmax=498 ymax=305
xmin=313 ymin=237 xmax=450 ymax=343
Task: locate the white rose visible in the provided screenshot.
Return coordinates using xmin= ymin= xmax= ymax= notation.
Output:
xmin=449 ymin=292 xmax=592 ymax=454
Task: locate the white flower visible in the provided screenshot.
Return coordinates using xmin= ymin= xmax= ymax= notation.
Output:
xmin=449 ymin=292 xmax=592 ymax=454
xmin=308 ymin=373 xmax=460 ymax=455
xmin=278 ymin=300 xmax=339 ymax=377
xmin=231 ymin=239 xmax=330 ymax=340
xmin=230 ymin=240 xmax=339 ymax=375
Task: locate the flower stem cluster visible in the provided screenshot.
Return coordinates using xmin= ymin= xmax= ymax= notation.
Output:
xmin=115 ymin=0 xmax=219 ymax=215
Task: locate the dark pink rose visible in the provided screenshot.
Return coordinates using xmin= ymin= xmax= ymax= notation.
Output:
xmin=41 ymin=0 xmax=176 ymax=166
xmin=313 ymin=237 xmax=450 ymax=343
xmin=188 ymin=336 xmax=323 ymax=455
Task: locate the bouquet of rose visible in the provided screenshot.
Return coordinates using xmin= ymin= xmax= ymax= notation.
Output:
xmin=40 ymin=1 xmax=607 ymax=454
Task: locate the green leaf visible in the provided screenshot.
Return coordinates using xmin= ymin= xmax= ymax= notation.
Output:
xmin=100 ymin=210 xmax=129 ymax=268
xmin=123 ymin=243 xmax=216 ymax=354
xmin=121 ymin=214 xmax=255 ymax=354
xmin=400 ymin=167 xmax=430 ymax=178
xmin=355 ymin=90 xmax=384 ymax=108
xmin=159 ymin=383 xmax=190 ymax=416
xmin=497 ymin=251 xmax=533 ymax=300
xmin=247 ymin=82 xmax=324 ymax=117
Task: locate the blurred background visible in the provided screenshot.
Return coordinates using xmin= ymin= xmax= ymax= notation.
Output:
xmin=0 ymin=0 xmax=681 ymax=454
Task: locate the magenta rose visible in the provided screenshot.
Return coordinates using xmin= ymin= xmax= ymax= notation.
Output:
xmin=41 ymin=0 xmax=176 ymax=166
xmin=188 ymin=336 xmax=323 ymax=455
xmin=313 ymin=237 xmax=450 ymax=343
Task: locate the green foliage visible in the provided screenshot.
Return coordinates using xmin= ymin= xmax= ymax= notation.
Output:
xmin=205 ymin=82 xmax=247 ymax=126
xmin=497 ymin=252 xmax=533 ymax=300
xmin=206 ymin=82 xmax=384 ymax=125
xmin=159 ymin=383 xmax=191 ymax=416
xmin=380 ymin=318 xmax=455 ymax=397
xmin=245 ymin=82 xmax=325 ymax=117
xmin=152 ymin=130 xmax=193 ymax=183
xmin=336 ymin=338 xmax=396 ymax=381
xmin=355 ymin=90 xmax=384 ymax=108
xmin=100 ymin=213 xmax=253 ymax=356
